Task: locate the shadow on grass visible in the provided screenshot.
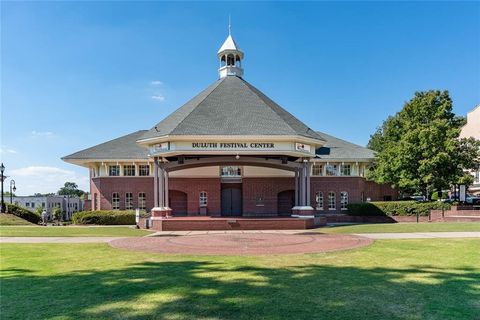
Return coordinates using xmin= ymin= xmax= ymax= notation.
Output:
xmin=1 ymin=261 xmax=479 ymax=320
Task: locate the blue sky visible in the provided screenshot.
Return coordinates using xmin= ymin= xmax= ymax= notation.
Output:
xmin=1 ymin=1 xmax=479 ymax=195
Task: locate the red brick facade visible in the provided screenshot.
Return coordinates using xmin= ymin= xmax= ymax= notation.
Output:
xmin=90 ymin=176 xmax=396 ymax=215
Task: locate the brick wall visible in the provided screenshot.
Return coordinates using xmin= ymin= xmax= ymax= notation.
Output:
xmin=91 ymin=177 xmax=154 ymax=211
xmin=169 ymin=178 xmax=221 ymax=216
xmin=90 ymin=176 xmax=396 ymax=215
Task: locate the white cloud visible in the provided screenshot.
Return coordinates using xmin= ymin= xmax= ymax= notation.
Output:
xmin=0 ymin=147 xmax=17 ymax=154
xmin=9 ymin=166 xmax=88 ymax=196
xmin=31 ymin=130 xmax=54 ymax=137
xmin=151 ymin=94 xmax=165 ymax=102
xmin=151 ymin=80 xmax=163 ymax=85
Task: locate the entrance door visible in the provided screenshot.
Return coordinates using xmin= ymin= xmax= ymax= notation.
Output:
xmin=277 ymin=190 xmax=295 ymax=216
xmin=221 ymin=187 xmax=242 ymax=216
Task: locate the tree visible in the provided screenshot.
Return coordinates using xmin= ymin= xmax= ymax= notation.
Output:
xmin=367 ymin=90 xmax=480 ymax=197
xmin=57 ymin=182 xmax=85 ymax=197
xmin=52 ymin=207 xmax=63 ymax=225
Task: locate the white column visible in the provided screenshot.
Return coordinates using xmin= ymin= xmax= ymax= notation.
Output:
xmin=164 ymin=171 xmax=169 ymax=208
xmin=153 ymin=159 xmax=158 ymax=207
xmin=306 ymin=162 xmax=312 ymax=206
xmin=159 ymin=165 xmax=164 ymax=207
xmin=294 ymin=169 xmax=299 ymax=206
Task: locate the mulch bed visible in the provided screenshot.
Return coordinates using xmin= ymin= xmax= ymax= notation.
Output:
xmin=109 ymin=233 xmax=373 ymax=256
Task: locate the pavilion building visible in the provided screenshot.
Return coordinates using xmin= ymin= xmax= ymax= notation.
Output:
xmin=63 ymin=32 xmax=396 ymax=229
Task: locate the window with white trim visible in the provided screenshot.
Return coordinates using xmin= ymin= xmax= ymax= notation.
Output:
xmin=123 ymin=165 xmax=135 ymax=176
xmin=109 ymin=165 xmax=120 ymax=176
xmin=138 ymin=193 xmax=146 ymax=210
xmin=199 ymin=191 xmax=208 ymax=207
xmin=315 ymin=191 xmax=324 ymax=210
xmin=221 ymin=166 xmax=241 ymax=177
xmin=341 ymin=164 xmax=351 ymax=176
xmin=326 ymin=164 xmax=337 ymax=176
xmin=328 ymin=192 xmax=336 ymax=210
xmin=139 ymin=164 xmax=150 ymax=176
xmin=340 ymin=191 xmax=348 ymax=210
xmin=312 ymin=164 xmax=323 ymax=176
xmin=125 ymin=192 xmax=133 ymax=210
xmin=112 ymin=192 xmax=120 ymax=210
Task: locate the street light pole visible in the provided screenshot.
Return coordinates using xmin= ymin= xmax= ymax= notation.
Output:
xmin=0 ymin=163 xmax=5 ymax=213
xmin=10 ymin=180 xmax=16 ymax=204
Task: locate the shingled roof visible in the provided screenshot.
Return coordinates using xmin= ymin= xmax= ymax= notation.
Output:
xmin=62 ymin=130 xmax=149 ymax=161
xmin=138 ymin=76 xmax=324 ymax=142
xmin=315 ymin=131 xmax=375 ymax=160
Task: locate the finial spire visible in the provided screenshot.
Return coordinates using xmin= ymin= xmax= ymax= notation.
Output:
xmin=228 ymin=15 xmax=231 ymax=35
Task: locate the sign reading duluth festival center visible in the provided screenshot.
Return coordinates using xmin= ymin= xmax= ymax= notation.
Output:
xmin=192 ymin=142 xmax=275 ymax=149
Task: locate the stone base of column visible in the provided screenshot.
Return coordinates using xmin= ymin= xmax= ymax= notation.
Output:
xmin=151 ymin=207 xmax=172 ymax=220
xmin=291 ymin=206 xmax=315 ymax=218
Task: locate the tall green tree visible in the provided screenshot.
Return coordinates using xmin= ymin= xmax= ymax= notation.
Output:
xmin=57 ymin=182 xmax=85 ymax=197
xmin=367 ymin=90 xmax=480 ymax=197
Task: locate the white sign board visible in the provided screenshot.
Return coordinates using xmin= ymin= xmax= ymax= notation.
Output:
xmin=459 ymin=185 xmax=466 ymax=202
xmin=295 ymin=143 xmax=311 ymax=152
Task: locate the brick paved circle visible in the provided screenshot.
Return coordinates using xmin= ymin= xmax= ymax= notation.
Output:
xmin=109 ymin=233 xmax=373 ymax=255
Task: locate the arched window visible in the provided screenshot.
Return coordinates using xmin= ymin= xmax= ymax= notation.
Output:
xmin=199 ymin=191 xmax=208 ymax=207
xmin=125 ymin=192 xmax=133 ymax=210
xmin=112 ymin=192 xmax=120 ymax=210
xmin=328 ymin=192 xmax=336 ymax=210
xmin=315 ymin=192 xmax=324 ymax=210
xmin=138 ymin=193 xmax=146 ymax=210
xmin=340 ymin=191 xmax=348 ymax=210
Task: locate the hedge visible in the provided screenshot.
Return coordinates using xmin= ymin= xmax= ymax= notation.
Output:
xmin=72 ymin=210 xmax=137 ymax=225
xmin=347 ymin=201 xmax=451 ymax=217
xmin=6 ymin=203 xmax=41 ymax=224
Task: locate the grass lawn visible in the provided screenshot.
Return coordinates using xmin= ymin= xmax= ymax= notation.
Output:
xmin=321 ymin=222 xmax=480 ymax=234
xmin=0 ymin=225 xmax=153 ymax=237
xmin=0 ymin=213 xmax=33 ymax=226
xmin=1 ymin=239 xmax=479 ymax=319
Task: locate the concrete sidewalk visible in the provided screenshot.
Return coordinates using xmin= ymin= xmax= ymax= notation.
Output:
xmin=1 ymin=231 xmax=479 ymax=243
xmin=0 ymin=237 xmax=123 ymax=243
xmin=355 ymin=232 xmax=480 ymax=239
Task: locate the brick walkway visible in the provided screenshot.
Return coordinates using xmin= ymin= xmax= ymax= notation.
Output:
xmin=109 ymin=233 xmax=373 ymax=255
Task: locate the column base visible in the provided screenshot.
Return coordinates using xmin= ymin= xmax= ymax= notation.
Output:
xmin=291 ymin=206 xmax=315 ymax=218
xmin=151 ymin=207 xmax=172 ymax=220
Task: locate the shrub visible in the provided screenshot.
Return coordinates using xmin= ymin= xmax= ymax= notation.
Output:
xmin=6 ymin=203 xmax=41 ymax=224
xmin=347 ymin=201 xmax=451 ymax=217
xmin=431 ymin=192 xmax=448 ymax=201
xmin=72 ymin=210 xmax=137 ymax=225
xmin=53 ymin=208 xmax=63 ymax=222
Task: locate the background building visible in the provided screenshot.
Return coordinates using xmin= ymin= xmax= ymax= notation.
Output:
xmin=12 ymin=195 xmax=84 ymax=220
xmin=460 ymin=105 xmax=480 ymax=195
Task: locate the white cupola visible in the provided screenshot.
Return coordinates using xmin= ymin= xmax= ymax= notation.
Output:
xmin=217 ymin=26 xmax=244 ymax=78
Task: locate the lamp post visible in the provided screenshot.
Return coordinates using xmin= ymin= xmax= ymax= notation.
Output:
xmin=10 ymin=180 xmax=16 ymax=204
xmin=1 ymin=163 xmax=5 ymax=213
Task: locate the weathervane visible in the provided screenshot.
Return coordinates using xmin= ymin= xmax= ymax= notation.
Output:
xmin=228 ymin=14 xmax=231 ymax=35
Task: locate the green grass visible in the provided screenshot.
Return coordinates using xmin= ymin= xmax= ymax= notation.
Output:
xmin=1 ymin=239 xmax=479 ymax=319
xmin=0 ymin=225 xmax=153 ymax=237
xmin=321 ymin=222 xmax=480 ymax=234
xmin=0 ymin=213 xmax=33 ymax=226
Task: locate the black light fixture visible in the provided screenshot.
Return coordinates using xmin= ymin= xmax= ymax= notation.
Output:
xmin=0 ymin=163 xmax=5 ymax=213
